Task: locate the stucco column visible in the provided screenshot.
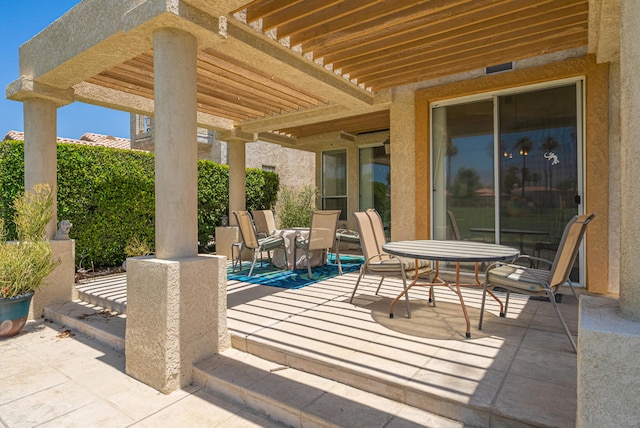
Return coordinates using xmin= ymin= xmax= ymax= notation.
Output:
xmin=619 ymin=0 xmax=640 ymax=320
xmin=228 ymin=140 xmax=246 ymax=223
xmin=23 ymin=98 xmax=58 ymax=239
xmin=126 ymin=28 xmax=231 ymax=394
xmin=577 ymin=3 xmax=640 ymax=426
xmin=153 ymin=28 xmax=198 ymax=259
xmin=389 ymin=88 xmax=417 ymax=241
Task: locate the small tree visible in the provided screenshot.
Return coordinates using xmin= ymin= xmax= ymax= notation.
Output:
xmin=275 ymin=185 xmax=318 ymax=228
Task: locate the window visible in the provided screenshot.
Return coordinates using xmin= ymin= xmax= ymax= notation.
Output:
xmin=322 ymin=150 xmax=347 ymax=221
xmin=262 ymin=165 xmax=276 ymax=172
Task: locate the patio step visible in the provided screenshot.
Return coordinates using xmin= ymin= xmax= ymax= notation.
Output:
xmin=193 ymin=348 xmax=464 ymax=428
xmin=43 ymin=300 xmax=126 ymax=351
xmin=231 ymin=335 xmax=540 ymax=427
xmin=75 ymin=273 xmax=128 ymax=314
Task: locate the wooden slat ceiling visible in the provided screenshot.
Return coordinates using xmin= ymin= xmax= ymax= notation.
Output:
xmin=86 ymin=0 xmax=588 ymax=140
xmin=87 ymin=49 xmax=329 ymax=123
xmin=237 ymin=0 xmax=588 ymax=92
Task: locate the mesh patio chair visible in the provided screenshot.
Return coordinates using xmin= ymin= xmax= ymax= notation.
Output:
xmin=232 ymin=210 xmax=287 ymax=276
xmin=479 ymin=213 xmax=595 ymax=353
xmin=335 ymin=227 xmax=360 ymax=275
xmin=293 ymin=210 xmax=341 ymax=278
xmin=349 ymin=209 xmax=432 ymax=318
xmin=251 ymin=209 xmax=277 ymax=238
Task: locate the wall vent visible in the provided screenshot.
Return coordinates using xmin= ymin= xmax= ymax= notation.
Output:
xmin=485 ymin=62 xmax=513 ymax=75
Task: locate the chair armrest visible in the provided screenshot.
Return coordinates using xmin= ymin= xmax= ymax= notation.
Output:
xmin=512 ymin=254 xmax=553 ymax=268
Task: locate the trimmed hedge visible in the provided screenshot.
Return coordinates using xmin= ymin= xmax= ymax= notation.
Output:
xmin=0 ymin=140 xmax=278 ymax=268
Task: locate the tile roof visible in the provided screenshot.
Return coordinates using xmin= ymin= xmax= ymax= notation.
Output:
xmin=3 ymin=131 xmax=130 ymax=150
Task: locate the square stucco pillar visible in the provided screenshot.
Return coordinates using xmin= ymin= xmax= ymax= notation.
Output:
xmin=389 ymin=88 xmax=417 ymax=241
xmin=125 ymin=255 xmax=230 ymax=393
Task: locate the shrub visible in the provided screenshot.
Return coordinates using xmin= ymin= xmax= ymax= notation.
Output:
xmin=0 ymin=140 xmax=279 ymax=267
xmin=275 ymin=185 xmax=318 ymax=228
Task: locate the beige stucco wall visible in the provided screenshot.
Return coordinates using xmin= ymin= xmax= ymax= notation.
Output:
xmin=415 ymin=54 xmax=609 ymax=294
xmin=246 ymin=140 xmax=315 ymax=193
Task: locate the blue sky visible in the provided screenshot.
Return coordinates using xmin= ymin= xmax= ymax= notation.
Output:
xmin=0 ymin=1 xmax=130 ymax=139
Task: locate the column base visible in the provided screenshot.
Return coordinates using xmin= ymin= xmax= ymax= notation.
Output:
xmin=577 ymin=296 xmax=640 ymax=427
xmin=125 ymin=254 xmax=230 ymax=393
xmin=29 ymin=239 xmax=76 ymax=320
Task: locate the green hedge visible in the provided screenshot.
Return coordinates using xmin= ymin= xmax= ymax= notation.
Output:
xmin=0 ymin=140 xmax=278 ymax=268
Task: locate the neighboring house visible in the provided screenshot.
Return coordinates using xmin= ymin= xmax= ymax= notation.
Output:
xmin=130 ymin=114 xmax=315 ymax=192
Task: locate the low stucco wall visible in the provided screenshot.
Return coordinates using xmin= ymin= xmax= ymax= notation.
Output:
xmin=29 ymin=239 xmax=76 ymax=320
xmin=577 ymin=296 xmax=640 ymax=427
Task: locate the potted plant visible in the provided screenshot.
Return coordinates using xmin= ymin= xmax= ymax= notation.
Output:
xmin=0 ymin=184 xmax=60 ymax=338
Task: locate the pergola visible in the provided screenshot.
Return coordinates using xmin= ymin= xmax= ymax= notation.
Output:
xmin=6 ymin=0 xmax=639 ymax=424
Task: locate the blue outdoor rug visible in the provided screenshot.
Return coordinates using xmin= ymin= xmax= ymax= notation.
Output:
xmin=227 ymin=254 xmax=364 ymax=289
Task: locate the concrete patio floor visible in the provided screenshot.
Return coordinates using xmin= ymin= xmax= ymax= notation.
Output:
xmin=225 ymin=270 xmax=578 ymax=427
xmin=1 ymin=266 xmax=579 ymax=427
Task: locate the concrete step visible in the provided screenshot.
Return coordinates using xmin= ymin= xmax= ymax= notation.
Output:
xmin=231 ymin=335 xmax=536 ymax=427
xmin=194 ymin=348 xmax=464 ymax=428
xmin=44 ymin=300 xmax=126 ymax=351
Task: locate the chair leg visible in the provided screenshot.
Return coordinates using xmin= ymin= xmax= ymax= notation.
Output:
xmin=547 ymin=289 xmax=577 ymax=353
xmin=292 ymin=244 xmax=298 ymax=271
xmin=403 ymin=277 xmax=411 ymax=319
xmin=248 ymin=250 xmax=259 ymax=276
xmin=374 ymin=277 xmax=385 ymax=295
xmin=350 ymin=268 xmax=365 ymax=303
xmin=306 ymin=249 xmax=313 ymax=278
xmin=504 ymin=290 xmax=511 ymax=316
xmin=282 ymin=245 xmax=288 ymax=270
xmin=479 ymin=285 xmax=488 ymax=330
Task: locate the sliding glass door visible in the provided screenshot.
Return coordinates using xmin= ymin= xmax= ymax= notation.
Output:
xmin=359 ymin=145 xmax=391 ymax=237
xmin=432 ymin=81 xmax=583 ymax=282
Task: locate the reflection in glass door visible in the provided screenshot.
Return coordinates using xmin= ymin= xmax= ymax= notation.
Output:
xmin=432 ymin=99 xmax=495 ymax=243
xmin=359 ymin=145 xmax=391 ymax=237
xmin=432 ymin=82 xmax=582 ymax=282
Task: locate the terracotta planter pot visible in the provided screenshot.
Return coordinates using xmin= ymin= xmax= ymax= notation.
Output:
xmin=0 ymin=292 xmax=34 ymax=338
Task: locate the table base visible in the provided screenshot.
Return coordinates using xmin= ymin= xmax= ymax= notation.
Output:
xmin=389 ymin=260 xmax=504 ymax=338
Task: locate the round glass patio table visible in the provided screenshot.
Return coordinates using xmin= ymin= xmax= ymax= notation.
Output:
xmin=382 ymin=240 xmax=519 ymax=338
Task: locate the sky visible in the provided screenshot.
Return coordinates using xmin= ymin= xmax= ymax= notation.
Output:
xmin=0 ymin=1 xmax=130 ymax=140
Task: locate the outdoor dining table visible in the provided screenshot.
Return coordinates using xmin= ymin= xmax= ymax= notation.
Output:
xmin=382 ymin=240 xmax=520 ymax=338
xmin=270 ymin=228 xmax=324 ymax=270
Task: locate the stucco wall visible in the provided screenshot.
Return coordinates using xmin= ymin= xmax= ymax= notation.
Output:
xmin=245 ymin=140 xmax=315 ymax=192
xmin=415 ymin=54 xmax=610 ymax=293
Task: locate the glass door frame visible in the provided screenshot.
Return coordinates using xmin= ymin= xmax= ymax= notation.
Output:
xmin=429 ymin=77 xmax=587 ymax=285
